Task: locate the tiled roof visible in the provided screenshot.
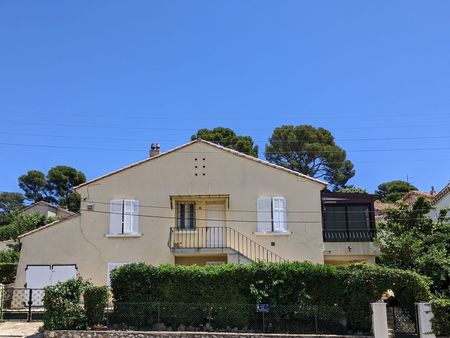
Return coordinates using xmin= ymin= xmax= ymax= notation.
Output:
xmin=402 ymin=191 xmax=434 ymax=203
xmin=21 ymin=201 xmax=75 ymax=215
xmin=433 ymin=183 xmax=450 ymax=204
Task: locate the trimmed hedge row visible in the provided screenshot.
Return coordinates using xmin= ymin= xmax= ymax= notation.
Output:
xmin=431 ymin=297 xmax=450 ymax=336
xmin=111 ymin=262 xmax=431 ymax=333
xmin=0 ymin=262 xmax=17 ymax=284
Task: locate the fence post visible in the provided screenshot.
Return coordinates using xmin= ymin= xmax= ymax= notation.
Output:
xmin=314 ymin=306 xmax=318 ymax=334
xmin=157 ymin=302 xmax=160 ymax=324
xmin=371 ymin=302 xmax=388 ymax=338
xmin=0 ymin=284 xmax=4 ymax=321
xmin=415 ymin=303 xmax=436 ymax=338
xmin=27 ymin=289 xmax=32 ymax=322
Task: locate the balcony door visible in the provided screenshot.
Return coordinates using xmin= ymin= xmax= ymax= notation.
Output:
xmin=206 ymin=203 xmax=225 ymax=247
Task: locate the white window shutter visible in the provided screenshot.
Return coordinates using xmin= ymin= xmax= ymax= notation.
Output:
xmin=123 ymin=200 xmax=139 ymax=234
xmin=272 ymin=197 xmax=287 ymax=232
xmin=257 ymin=197 xmax=272 ymax=232
xmin=131 ymin=200 xmax=139 ymax=233
xmin=109 ymin=200 xmax=123 ymax=234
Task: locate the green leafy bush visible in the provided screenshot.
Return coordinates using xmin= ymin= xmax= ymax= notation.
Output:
xmin=110 ymin=262 xmax=431 ymax=333
xmin=84 ymin=285 xmax=109 ymax=326
xmin=431 ymin=297 xmax=450 ymax=336
xmin=0 ymin=263 xmax=17 ymax=284
xmin=0 ymin=213 xmax=56 ymax=241
xmin=0 ymin=249 xmax=20 ymax=263
xmin=43 ymin=277 xmax=90 ymax=330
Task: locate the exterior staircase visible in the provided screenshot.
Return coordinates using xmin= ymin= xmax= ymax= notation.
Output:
xmin=168 ymin=226 xmax=285 ymax=263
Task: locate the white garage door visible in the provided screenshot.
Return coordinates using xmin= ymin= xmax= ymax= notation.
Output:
xmin=25 ymin=264 xmax=77 ymax=306
xmin=51 ymin=265 xmax=77 ymax=285
xmin=25 ymin=265 xmax=51 ymax=289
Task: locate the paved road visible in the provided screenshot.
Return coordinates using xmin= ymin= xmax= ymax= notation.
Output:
xmin=0 ymin=321 xmax=43 ymax=338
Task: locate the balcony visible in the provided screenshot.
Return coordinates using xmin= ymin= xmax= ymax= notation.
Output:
xmin=323 ymin=229 xmax=376 ymax=242
xmin=168 ymin=227 xmax=285 ymax=263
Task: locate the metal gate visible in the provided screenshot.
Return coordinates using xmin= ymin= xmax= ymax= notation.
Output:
xmin=387 ymin=305 xmax=419 ymax=338
xmin=0 ymin=287 xmax=45 ymax=321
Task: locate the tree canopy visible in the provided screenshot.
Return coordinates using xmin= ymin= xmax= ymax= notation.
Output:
xmin=375 ymin=180 xmax=417 ymax=202
xmin=377 ymin=196 xmax=450 ymax=295
xmin=334 ymin=185 xmax=367 ymax=194
xmin=0 ymin=192 xmax=25 ymax=225
xmin=18 ymin=166 xmax=86 ymax=212
xmin=18 ymin=170 xmax=48 ymax=202
xmin=192 ymin=127 xmax=258 ymax=157
xmin=265 ymin=125 xmax=355 ymax=188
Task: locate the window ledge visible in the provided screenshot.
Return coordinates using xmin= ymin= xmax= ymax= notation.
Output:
xmin=174 ymin=230 xmax=197 ymax=234
xmin=106 ymin=233 xmax=142 ymax=238
xmin=253 ymin=231 xmax=292 ymax=236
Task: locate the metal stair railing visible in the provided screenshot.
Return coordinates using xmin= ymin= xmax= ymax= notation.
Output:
xmin=168 ymin=226 xmax=286 ymax=263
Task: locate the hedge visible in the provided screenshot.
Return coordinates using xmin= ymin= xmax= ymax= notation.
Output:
xmin=111 ymin=262 xmax=431 ymax=333
xmin=43 ymin=277 xmax=90 ymax=330
xmin=84 ymin=285 xmax=109 ymax=327
xmin=431 ymin=297 xmax=450 ymax=336
xmin=0 ymin=263 xmax=17 ymax=284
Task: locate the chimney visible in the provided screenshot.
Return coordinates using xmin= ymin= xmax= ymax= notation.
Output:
xmin=431 ymin=186 xmax=435 ymax=195
xmin=150 ymin=143 xmax=160 ymax=158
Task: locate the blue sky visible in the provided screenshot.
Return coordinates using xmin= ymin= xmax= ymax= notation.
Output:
xmin=1 ymin=1 xmax=449 ymax=194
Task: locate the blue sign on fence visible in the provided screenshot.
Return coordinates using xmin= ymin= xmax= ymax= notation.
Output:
xmin=256 ymin=304 xmax=269 ymax=313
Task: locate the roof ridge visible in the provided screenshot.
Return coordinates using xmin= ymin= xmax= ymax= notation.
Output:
xmin=75 ymin=139 xmax=327 ymax=190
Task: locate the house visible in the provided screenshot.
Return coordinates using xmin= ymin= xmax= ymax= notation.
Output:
xmin=21 ymin=201 xmax=75 ymax=219
xmin=321 ymin=191 xmax=379 ymax=265
xmin=374 ymin=200 xmax=395 ymax=222
xmin=429 ymin=183 xmax=450 ymax=221
xmin=402 ymin=190 xmax=434 ymax=204
xmin=15 ymin=140 xmax=379 ymax=290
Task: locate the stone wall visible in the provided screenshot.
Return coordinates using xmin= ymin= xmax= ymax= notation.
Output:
xmin=45 ymin=331 xmax=372 ymax=338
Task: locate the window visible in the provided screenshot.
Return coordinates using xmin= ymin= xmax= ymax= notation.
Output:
xmin=176 ymin=202 xmax=196 ymax=230
xmin=109 ymin=199 xmax=139 ymax=234
xmin=323 ymin=204 xmax=373 ymax=241
xmin=257 ymin=197 xmax=288 ymax=233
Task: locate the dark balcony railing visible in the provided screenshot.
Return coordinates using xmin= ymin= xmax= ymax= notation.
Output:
xmin=168 ymin=227 xmax=285 ymax=263
xmin=323 ymin=229 xmax=376 ymax=242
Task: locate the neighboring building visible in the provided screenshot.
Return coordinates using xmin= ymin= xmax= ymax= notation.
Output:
xmin=15 ymin=140 xmax=379 ymax=289
xmin=21 ymin=201 xmax=75 ymax=219
xmin=374 ymin=200 xmax=395 ymax=222
xmin=429 ymin=183 xmax=450 ymax=221
xmin=321 ymin=191 xmax=379 ymax=265
xmin=402 ymin=190 xmax=434 ymax=204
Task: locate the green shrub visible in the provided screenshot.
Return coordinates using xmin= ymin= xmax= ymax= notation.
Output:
xmin=0 ymin=249 xmax=20 ymax=263
xmin=110 ymin=262 xmax=431 ymax=333
xmin=0 ymin=213 xmax=56 ymax=241
xmin=84 ymin=286 xmax=109 ymax=326
xmin=431 ymin=297 xmax=450 ymax=336
xmin=43 ymin=277 xmax=90 ymax=330
xmin=0 ymin=263 xmax=17 ymax=284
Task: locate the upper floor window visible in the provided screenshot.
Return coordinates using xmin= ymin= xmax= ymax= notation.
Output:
xmin=109 ymin=199 xmax=139 ymax=235
xmin=176 ymin=202 xmax=196 ymax=230
xmin=323 ymin=204 xmax=373 ymax=241
xmin=256 ymin=196 xmax=287 ymax=233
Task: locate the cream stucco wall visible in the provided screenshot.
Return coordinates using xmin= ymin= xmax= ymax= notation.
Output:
xmin=16 ymin=141 xmax=327 ymax=287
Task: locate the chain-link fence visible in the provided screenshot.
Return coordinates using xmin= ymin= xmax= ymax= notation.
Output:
xmin=107 ymin=302 xmax=347 ymax=334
